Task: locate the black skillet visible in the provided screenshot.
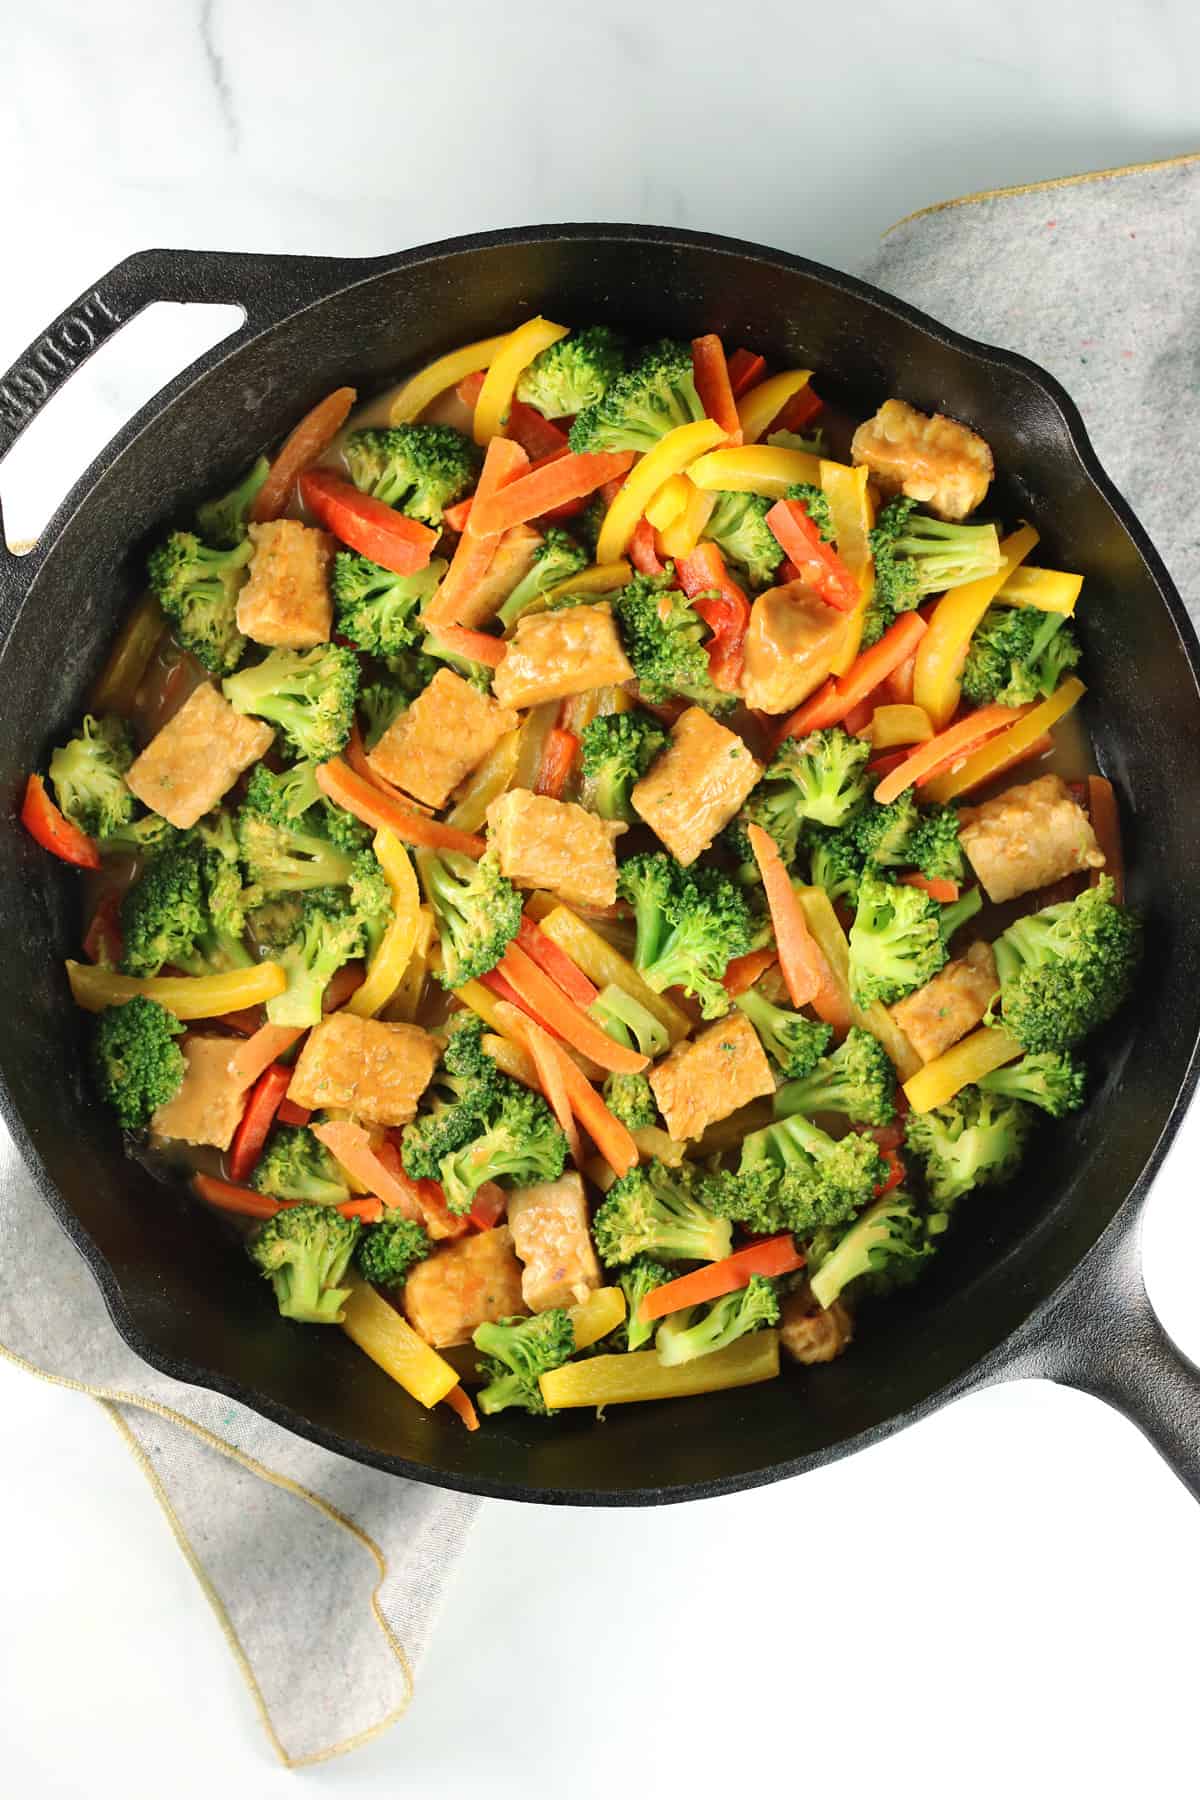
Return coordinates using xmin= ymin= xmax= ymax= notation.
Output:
xmin=1 ymin=225 xmax=1198 ymax=1506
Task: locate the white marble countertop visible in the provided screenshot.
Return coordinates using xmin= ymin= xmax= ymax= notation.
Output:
xmin=4 ymin=2 xmax=1200 ymax=1794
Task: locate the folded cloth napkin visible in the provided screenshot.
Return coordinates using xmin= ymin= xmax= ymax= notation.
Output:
xmin=2 ymin=149 xmax=1196 ymax=1767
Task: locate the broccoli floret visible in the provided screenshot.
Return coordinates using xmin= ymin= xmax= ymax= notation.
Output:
xmin=588 ymin=983 xmax=670 ymax=1059
xmin=516 ymin=326 xmax=627 ymax=419
xmin=977 ymin=1051 xmax=1086 ymax=1118
xmin=356 ymin=1215 xmax=431 ymax=1288
xmin=961 ymin=604 xmax=1082 ymax=708
xmin=991 ymin=876 xmax=1140 ymax=1051
xmin=905 ymin=1087 xmax=1035 ymax=1206
xmin=147 ymin=530 xmax=252 ymax=674
xmin=120 ymin=841 xmax=250 ymax=977
xmin=906 ymin=803 xmax=965 ymax=884
xmin=433 ymin=1081 xmax=568 ymax=1216
xmin=703 ymin=491 xmax=785 ymax=590
xmin=92 ymin=997 xmax=186 ymax=1130
xmin=784 ymin=482 xmax=835 ymax=541
xmin=265 ymin=888 xmax=368 ymax=1026
xmin=569 ymin=339 xmax=703 ymax=455
xmin=773 ymin=1026 xmax=897 ymax=1126
xmin=417 ymin=848 xmax=522 ymax=989
xmin=655 ymin=1275 xmax=781 ymax=1367
xmin=248 ymin=895 xmax=305 ymax=950
xmin=400 ymin=1021 xmax=505 ymax=1185
xmin=237 ymin=773 xmax=357 ymax=896
xmin=603 ymin=1073 xmax=657 ymax=1130
xmin=343 ymin=425 xmax=479 ymax=526
xmin=809 ymin=1192 xmax=936 ymax=1309
xmin=349 ymin=848 xmax=393 ymax=962
xmin=613 ymin=567 xmax=732 ymax=714
xmin=98 ymin=812 xmax=189 ymax=861
xmin=734 ymin=987 xmax=832 ymax=1078
xmin=252 ymin=1125 xmax=351 ymax=1204
xmin=765 ymin=728 xmax=872 ymax=831
xmin=851 ymin=794 xmax=919 ymax=868
xmin=473 ymin=1309 xmax=576 ymax=1416
xmin=848 ymin=873 xmax=948 ymax=1006
xmin=592 ymin=1159 xmax=733 ymax=1268
xmin=223 ymin=644 xmax=358 ymax=761
xmin=359 ymin=677 xmax=410 ymax=749
xmin=247 ymin=1203 xmax=361 ymax=1325
xmin=578 ymin=710 xmax=667 ymax=822
xmin=618 ymin=1256 xmax=671 ymax=1351
xmin=194 ymin=456 xmax=270 ymax=548
xmin=707 ymin=1113 xmax=884 ymax=1238
xmin=804 ymin=822 xmax=865 ymax=908
xmin=618 ymin=852 xmax=753 ymax=1019
xmin=496 ymin=527 xmax=590 ymax=630
xmin=869 ymin=497 xmax=1003 ymax=621
xmin=48 ymin=713 xmax=136 ymax=839
xmin=332 ymin=551 xmax=446 ymax=658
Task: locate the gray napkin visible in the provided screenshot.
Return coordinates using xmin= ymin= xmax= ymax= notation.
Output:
xmin=1 ymin=149 xmax=1195 ymax=1768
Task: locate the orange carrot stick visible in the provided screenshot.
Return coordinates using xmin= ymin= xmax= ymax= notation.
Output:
xmin=430 ymin=621 xmax=506 ymax=669
xmin=747 ymin=824 xmax=826 ymax=1008
xmin=497 ymin=943 xmax=649 ymax=1075
xmin=777 ymin=612 xmax=928 ymax=742
xmin=227 ymin=1023 xmax=306 ymax=1089
xmin=721 ymin=948 xmax=778 ymax=998
xmin=899 ymin=873 xmax=960 ymax=903
xmin=425 ymin=436 xmax=529 ymax=629
xmin=520 ymin=1013 xmax=584 ymax=1166
xmin=873 ymin=703 xmax=1028 ymax=806
xmin=515 ymin=916 xmax=598 ymax=1007
xmin=1087 ymin=775 xmax=1124 ymax=902
xmin=316 ymin=757 xmax=485 ymax=857
xmin=468 ymin=451 xmax=636 ymax=537
xmin=334 ymin=1198 xmax=385 ymax=1223
xmin=639 ymin=1235 xmax=806 ymax=1322
xmin=442 ymin=1384 xmax=480 ymax=1431
xmin=311 ymin=1120 xmax=425 ymax=1218
xmin=534 ymin=725 xmax=579 ymax=797
xmin=536 ymin=1031 xmax=639 ymax=1179
xmin=252 ymin=386 xmax=357 ymax=522
xmin=691 ymin=334 xmax=741 ymax=442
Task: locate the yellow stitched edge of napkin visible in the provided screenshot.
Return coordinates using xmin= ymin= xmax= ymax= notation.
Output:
xmin=885 ymin=147 xmax=1200 ymax=233
xmin=0 ymin=1338 xmax=413 ymax=1768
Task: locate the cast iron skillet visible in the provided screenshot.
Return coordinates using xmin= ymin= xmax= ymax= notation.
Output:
xmin=1 ymin=224 xmax=1199 ymax=1506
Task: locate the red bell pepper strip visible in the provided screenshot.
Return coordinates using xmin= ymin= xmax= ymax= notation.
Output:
xmin=639 ymin=1235 xmax=806 ymax=1322
xmin=316 ymin=758 xmax=486 ymax=857
xmin=468 ymin=1181 xmax=508 ymax=1231
xmin=691 ymin=334 xmax=741 ymax=442
xmin=83 ymin=892 xmax=123 ymax=966
xmin=766 ymin=498 xmax=859 ymax=612
xmin=768 ymin=383 xmax=823 ymax=435
xmin=841 ymin=699 xmax=874 ymax=737
xmin=442 ymin=1384 xmax=480 ymax=1431
xmin=867 ymin=748 xmax=910 ymax=781
xmin=378 ymin=1136 xmax=470 ymax=1240
xmin=21 ymin=775 xmax=101 ymax=869
xmin=777 ymin=613 xmax=929 ymax=743
xmin=676 ymin=542 xmax=751 ymax=693
xmin=299 ymin=469 xmax=436 ymax=574
xmin=506 ymin=400 xmax=569 ymax=461
xmin=726 ymin=349 xmax=767 ymax=399
xmin=721 ymin=948 xmax=778 ymax=997
xmin=441 ymin=496 xmax=473 ymax=533
xmin=875 ymin=1149 xmax=906 ymax=1199
xmin=1087 ymin=776 xmax=1124 ymax=903
xmin=275 ymin=1097 xmax=312 ymax=1126
xmin=534 ymin=726 xmax=579 ymax=798
xmin=228 ymin=1062 xmax=292 ymax=1184
xmin=873 ymin=704 xmax=1027 ymax=806
xmin=629 ymin=517 xmax=666 ymax=577
xmin=515 ymin=915 xmax=598 ymax=1007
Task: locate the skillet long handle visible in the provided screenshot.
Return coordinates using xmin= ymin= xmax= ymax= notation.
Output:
xmin=996 ymin=1194 xmax=1200 ymax=1501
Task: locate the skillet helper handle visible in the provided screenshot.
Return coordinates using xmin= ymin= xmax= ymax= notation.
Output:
xmin=1005 ymin=1197 xmax=1200 ymax=1501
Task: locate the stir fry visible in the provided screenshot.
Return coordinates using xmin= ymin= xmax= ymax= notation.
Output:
xmin=23 ymin=320 xmax=1140 ymax=1431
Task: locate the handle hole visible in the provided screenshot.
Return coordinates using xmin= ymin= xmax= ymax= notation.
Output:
xmin=2 ymin=301 xmax=245 ymax=551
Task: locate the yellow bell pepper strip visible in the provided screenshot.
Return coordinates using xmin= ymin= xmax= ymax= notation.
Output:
xmin=822 ymin=461 xmax=877 ymax=676
xmin=736 ymin=370 xmax=813 ymax=444
xmin=389 ymin=331 xmax=512 ymax=425
xmin=535 ymin=906 xmax=692 ymax=1045
xmin=472 ymin=316 xmax=569 ymax=445
xmin=921 ymin=678 xmax=1086 ymax=804
xmin=541 ymin=559 xmax=631 ymax=607
xmin=569 ymin=1286 xmax=627 ymax=1351
xmin=657 ymin=481 xmax=717 ymax=560
xmin=686 ymin=443 xmax=821 ymax=498
xmin=346 ymin=829 xmax=420 ymax=1018
xmin=382 ymin=904 xmax=434 ymax=1022
xmin=595 ymin=419 xmax=726 ymax=564
xmin=340 ymin=1276 xmax=459 ymax=1410
xmin=632 ymin=1126 xmax=688 ymax=1167
xmin=481 ymin=1030 xmax=540 ymax=1087
xmin=913 ymin=524 xmax=1040 ymax=728
xmin=644 ymin=473 xmax=692 ymax=532
xmin=509 ymin=701 xmax=560 ymax=792
xmin=792 ymin=888 xmax=922 ymax=1080
xmin=539 ymin=1329 xmax=780 ymax=1409
xmin=991 ymin=565 xmax=1083 ymax=616
xmin=66 ymin=959 xmax=286 ymax=1019
xmin=865 ymin=703 xmax=934 ymax=748
xmin=903 ymin=1026 xmax=1024 ymax=1114
xmin=445 ymin=729 xmax=521 ymax=833
xmin=89 ymin=591 xmax=165 ymax=715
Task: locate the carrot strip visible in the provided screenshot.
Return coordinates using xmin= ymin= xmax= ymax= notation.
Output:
xmin=721 ymin=948 xmax=778 ymax=998
xmin=425 ymin=436 xmax=529 ymax=629
xmin=777 ymin=612 xmax=928 ymax=743
xmin=640 ymin=1235 xmax=805 ymax=1322
xmin=442 ymin=1384 xmax=480 ymax=1431
xmin=497 ymin=944 xmax=648 ymax=1075
xmin=468 ymin=1180 xmax=508 ymax=1231
xmin=469 ymin=451 xmax=636 ymax=537
xmin=442 ymin=496 xmax=473 ymax=533
xmin=310 ymin=1120 xmax=426 ymax=1221
xmin=726 ymin=349 xmax=767 ymax=398
xmin=519 ymin=1013 xmax=584 ymax=1166
xmin=316 ymin=758 xmax=485 ymax=857
xmin=429 ymin=621 xmax=506 ymax=669
xmin=530 ymin=1028 xmax=639 ymax=1179
xmin=345 ymin=720 xmax=416 ymax=804
xmin=227 ymin=1023 xmax=306 ymax=1089
xmin=252 ymin=386 xmax=356 ymax=522
xmin=691 ymin=334 xmax=742 ymax=442
xmin=515 ymin=915 xmax=598 ymax=1007
xmin=899 ymin=873 xmax=960 ymax=904
xmin=193 ymin=1173 xmax=280 ymax=1220
xmin=1087 ymin=775 xmax=1124 ymax=903
xmin=875 ymin=1149 xmax=905 ymax=1198
xmin=873 ymin=703 xmax=1028 ymax=806
xmin=747 ymin=824 xmax=827 ymax=1008
xmin=534 ymin=725 xmax=579 ymax=797
xmin=335 ymin=1198 xmax=385 ymax=1223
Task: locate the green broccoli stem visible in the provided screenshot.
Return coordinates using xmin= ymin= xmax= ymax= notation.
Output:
xmin=939 ymin=886 xmax=983 ymax=943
